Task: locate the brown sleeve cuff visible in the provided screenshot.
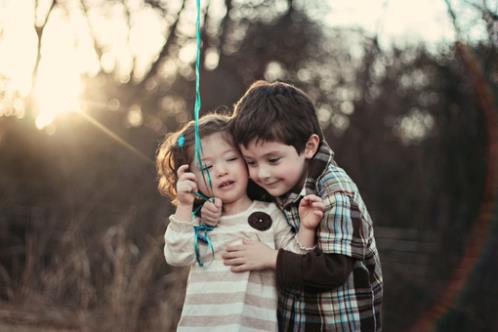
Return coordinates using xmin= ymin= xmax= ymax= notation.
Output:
xmin=276 ymin=248 xmax=304 ymax=290
xmin=276 ymin=248 xmax=354 ymax=292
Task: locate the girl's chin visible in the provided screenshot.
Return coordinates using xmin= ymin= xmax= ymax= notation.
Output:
xmin=223 ymin=194 xmax=251 ymax=205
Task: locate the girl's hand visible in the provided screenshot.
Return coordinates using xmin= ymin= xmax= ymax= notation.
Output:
xmin=200 ymin=197 xmax=222 ymax=227
xmin=299 ymin=194 xmax=324 ymax=231
xmin=176 ymin=164 xmax=198 ymax=206
xmin=222 ymin=239 xmax=278 ymax=272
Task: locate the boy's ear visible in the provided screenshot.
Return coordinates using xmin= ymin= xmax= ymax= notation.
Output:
xmin=304 ymin=134 xmax=320 ymax=159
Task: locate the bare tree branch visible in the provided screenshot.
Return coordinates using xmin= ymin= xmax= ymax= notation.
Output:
xmin=217 ymin=0 xmax=233 ymax=66
xmin=80 ymin=0 xmax=104 ymax=62
xmin=123 ymin=2 xmax=136 ymax=81
xmin=462 ymin=0 xmax=496 ymax=16
xmin=201 ymin=0 xmax=212 ymax=67
xmin=137 ymin=0 xmax=186 ymax=89
xmin=31 ymin=0 xmax=57 ymax=94
xmin=287 ymin=0 xmax=294 ymax=15
xmin=27 ymin=0 xmax=57 ymax=120
xmin=144 ymin=0 xmax=168 ymax=14
xmin=463 ymin=0 xmax=498 ymax=44
xmin=444 ymin=0 xmax=463 ymax=40
xmin=447 ymin=0 xmax=497 ymax=45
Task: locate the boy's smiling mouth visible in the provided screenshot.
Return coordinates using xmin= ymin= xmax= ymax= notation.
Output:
xmin=262 ymin=180 xmax=279 ymax=187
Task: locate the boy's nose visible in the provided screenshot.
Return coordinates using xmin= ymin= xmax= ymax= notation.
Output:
xmin=257 ymin=166 xmax=270 ymax=179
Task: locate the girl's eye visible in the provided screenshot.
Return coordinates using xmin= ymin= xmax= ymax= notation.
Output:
xmin=201 ymin=165 xmax=213 ymax=171
xmin=227 ymin=157 xmax=238 ymax=162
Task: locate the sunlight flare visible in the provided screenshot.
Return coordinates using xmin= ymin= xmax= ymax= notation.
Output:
xmin=32 ymin=6 xmax=85 ymax=129
xmin=33 ymin=67 xmax=83 ymax=129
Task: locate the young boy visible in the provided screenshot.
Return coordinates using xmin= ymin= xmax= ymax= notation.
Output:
xmin=204 ymin=81 xmax=383 ymax=331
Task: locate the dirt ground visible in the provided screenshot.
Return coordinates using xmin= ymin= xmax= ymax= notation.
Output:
xmin=0 ymin=304 xmax=80 ymax=332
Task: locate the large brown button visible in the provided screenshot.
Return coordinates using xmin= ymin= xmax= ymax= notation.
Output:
xmin=248 ymin=212 xmax=272 ymax=231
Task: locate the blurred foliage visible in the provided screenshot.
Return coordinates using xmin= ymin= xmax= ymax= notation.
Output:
xmin=0 ymin=0 xmax=497 ymax=331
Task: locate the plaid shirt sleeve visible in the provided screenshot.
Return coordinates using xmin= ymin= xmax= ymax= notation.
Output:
xmin=317 ymin=173 xmax=372 ymax=260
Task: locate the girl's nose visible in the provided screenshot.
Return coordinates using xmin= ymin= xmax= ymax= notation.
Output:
xmin=215 ymin=163 xmax=228 ymax=177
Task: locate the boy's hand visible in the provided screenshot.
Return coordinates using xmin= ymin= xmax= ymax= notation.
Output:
xmin=299 ymin=194 xmax=324 ymax=230
xmin=200 ymin=197 xmax=222 ymax=226
xmin=222 ymin=239 xmax=278 ymax=272
xmin=176 ymin=164 xmax=197 ymax=206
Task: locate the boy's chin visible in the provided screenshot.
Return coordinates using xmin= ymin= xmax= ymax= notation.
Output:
xmin=264 ymin=186 xmax=287 ymax=197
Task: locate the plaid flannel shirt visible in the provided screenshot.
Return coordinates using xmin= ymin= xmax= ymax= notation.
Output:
xmin=275 ymin=141 xmax=383 ymax=332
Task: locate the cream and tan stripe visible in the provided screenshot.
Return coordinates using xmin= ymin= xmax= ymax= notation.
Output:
xmin=165 ymin=201 xmax=300 ymax=331
xmin=184 ymin=292 xmax=276 ymax=309
xmin=180 ymin=314 xmax=276 ymax=331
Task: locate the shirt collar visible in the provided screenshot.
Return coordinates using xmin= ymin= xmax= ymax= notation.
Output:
xmin=277 ymin=140 xmax=336 ymax=208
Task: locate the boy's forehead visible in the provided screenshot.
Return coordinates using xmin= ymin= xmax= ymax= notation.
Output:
xmin=241 ymin=139 xmax=291 ymax=153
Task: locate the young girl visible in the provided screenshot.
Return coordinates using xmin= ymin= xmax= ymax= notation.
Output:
xmin=156 ymin=113 xmax=323 ymax=332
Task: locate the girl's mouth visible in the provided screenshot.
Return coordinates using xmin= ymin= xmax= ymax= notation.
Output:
xmin=218 ymin=180 xmax=235 ymax=189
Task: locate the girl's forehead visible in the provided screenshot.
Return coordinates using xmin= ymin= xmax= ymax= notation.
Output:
xmin=201 ymin=132 xmax=235 ymax=149
xmin=187 ymin=132 xmax=238 ymax=165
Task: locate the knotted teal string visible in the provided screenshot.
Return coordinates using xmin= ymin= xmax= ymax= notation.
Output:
xmin=192 ymin=192 xmax=215 ymax=266
xmin=193 ymin=224 xmax=215 ymax=267
xmin=192 ymin=192 xmax=210 ymax=217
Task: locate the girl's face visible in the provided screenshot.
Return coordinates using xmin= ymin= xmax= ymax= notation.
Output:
xmin=191 ymin=132 xmax=250 ymax=208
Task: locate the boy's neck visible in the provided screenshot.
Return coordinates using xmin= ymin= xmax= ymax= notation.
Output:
xmin=222 ymin=195 xmax=253 ymax=216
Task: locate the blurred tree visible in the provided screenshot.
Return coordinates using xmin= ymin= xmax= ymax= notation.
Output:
xmin=0 ymin=0 xmax=497 ymax=331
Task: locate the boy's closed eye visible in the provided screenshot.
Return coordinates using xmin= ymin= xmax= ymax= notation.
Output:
xmin=268 ymin=157 xmax=281 ymax=164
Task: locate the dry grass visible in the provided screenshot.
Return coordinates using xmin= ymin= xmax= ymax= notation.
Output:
xmin=1 ymin=207 xmax=187 ymax=332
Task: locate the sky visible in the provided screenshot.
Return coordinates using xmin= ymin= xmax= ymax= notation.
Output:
xmin=0 ymin=0 xmax=494 ymax=129
xmin=327 ymin=0 xmax=452 ymax=46
xmin=326 ymin=0 xmax=493 ymax=47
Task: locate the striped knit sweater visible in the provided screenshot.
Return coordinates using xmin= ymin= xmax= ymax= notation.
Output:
xmin=164 ymin=200 xmax=308 ymax=332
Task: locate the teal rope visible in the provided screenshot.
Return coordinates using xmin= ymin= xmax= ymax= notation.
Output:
xmin=192 ymin=0 xmax=214 ymax=267
xmin=195 ymin=191 xmax=211 ymax=201
xmin=193 ymin=0 xmax=212 ymax=191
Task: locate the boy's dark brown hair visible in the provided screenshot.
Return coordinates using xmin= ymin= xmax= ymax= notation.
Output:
xmin=231 ymin=80 xmax=323 ymax=153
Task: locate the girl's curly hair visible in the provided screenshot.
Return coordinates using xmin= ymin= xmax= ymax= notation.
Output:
xmin=155 ymin=113 xmax=232 ymax=203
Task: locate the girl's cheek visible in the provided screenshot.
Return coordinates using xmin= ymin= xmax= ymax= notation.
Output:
xmin=239 ymin=163 xmax=249 ymax=176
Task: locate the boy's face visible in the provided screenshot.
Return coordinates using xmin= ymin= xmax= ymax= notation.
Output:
xmin=240 ymin=139 xmax=316 ymax=197
xmin=191 ymin=133 xmax=249 ymax=204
